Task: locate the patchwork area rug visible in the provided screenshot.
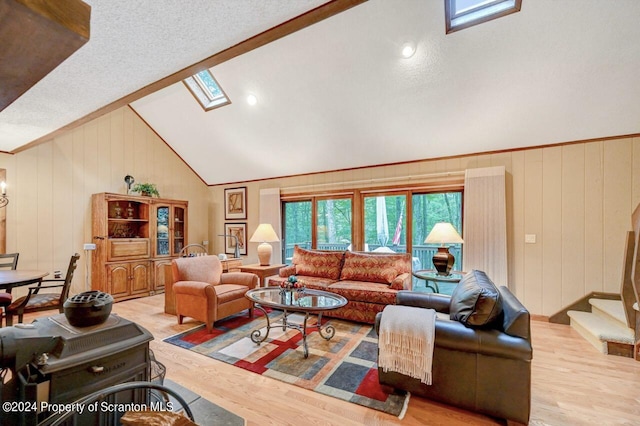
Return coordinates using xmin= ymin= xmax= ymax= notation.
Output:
xmin=163 ymin=311 xmax=409 ymax=418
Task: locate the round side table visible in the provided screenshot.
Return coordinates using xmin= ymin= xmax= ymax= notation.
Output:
xmin=411 ymin=269 xmax=464 ymax=293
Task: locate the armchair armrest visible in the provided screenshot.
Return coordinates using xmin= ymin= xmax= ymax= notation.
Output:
xmin=174 ymin=281 xmax=218 ymax=302
xmin=389 ymin=272 xmax=412 ymax=290
xmin=396 ymin=290 xmax=451 ymax=313
xmin=28 ymin=283 xmax=65 ymax=291
xmin=28 ymin=278 xmax=64 ymax=294
xmin=9 ymin=283 xmax=67 ymax=312
xmin=279 ymin=265 xmax=296 ymax=277
xmin=221 ymin=272 xmax=259 ymax=289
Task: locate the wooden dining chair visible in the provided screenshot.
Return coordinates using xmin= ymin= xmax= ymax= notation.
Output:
xmin=0 ymin=252 xmax=19 ymax=327
xmin=6 ymin=253 xmax=80 ymax=326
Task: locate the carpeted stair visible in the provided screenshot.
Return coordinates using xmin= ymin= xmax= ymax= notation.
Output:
xmin=567 ymin=299 xmax=635 ymax=357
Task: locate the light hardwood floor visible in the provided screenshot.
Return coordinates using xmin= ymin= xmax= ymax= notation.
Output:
xmin=23 ymin=295 xmax=640 ymax=425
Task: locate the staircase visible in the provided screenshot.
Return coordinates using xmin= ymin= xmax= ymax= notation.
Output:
xmin=568 ymin=298 xmax=635 ymax=357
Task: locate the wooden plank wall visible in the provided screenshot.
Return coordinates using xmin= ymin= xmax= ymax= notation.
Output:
xmin=0 ymin=107 xmax=211 ymax=299
xmin=214 ymin=137 xmax=640 ymax=316
xmin=2 ymin=106 xmax=638 ymax=316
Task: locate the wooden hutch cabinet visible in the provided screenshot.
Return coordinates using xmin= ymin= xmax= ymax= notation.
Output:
xmin=91 ymin=193 xmax=188 ymax=302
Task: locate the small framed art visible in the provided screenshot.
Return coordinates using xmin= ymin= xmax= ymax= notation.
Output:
xmin=224 ymin=223 xmax=247 ymax=256
xmin=224 ymin=187 xmax=247 ymax=220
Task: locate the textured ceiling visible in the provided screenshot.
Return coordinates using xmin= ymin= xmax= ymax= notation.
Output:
xmin=4 ymin=1 xmax=640 ymax=186
xmin=0 ymin=0 xmax=328 ymax=151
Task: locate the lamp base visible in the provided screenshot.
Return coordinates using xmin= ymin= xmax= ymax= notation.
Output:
xmin=257 ymin=242 xmax=272 ymax=266
xmin=432 ymin=246 xmax=455 ymax=276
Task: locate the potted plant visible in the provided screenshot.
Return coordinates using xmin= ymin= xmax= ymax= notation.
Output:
xmin=132 ymin=183 xmax=159 ymax=197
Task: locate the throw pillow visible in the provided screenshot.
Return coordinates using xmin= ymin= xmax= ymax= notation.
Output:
xmin=292 ymin=246 xmax=344 ymax=280
xmin=449 ymin=269 xmax=502 ymax=327
xmin=339 ymin=251 xmax=408 ymax=285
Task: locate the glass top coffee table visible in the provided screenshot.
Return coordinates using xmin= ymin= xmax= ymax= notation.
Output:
xmin=245 ymin=287 xmax=347 ymax=358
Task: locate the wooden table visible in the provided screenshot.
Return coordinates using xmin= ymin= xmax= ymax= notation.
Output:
xmin=240 ymin=263 xmax=285 ymax=287
xmin=220 ymin=258 xmax=243 ymax=272
xmin=0 ymin=270 xmax=49 ymax=292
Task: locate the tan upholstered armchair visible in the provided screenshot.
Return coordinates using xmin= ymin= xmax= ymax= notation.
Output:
xmin=171 ymin=256 xmax=258 ymax=332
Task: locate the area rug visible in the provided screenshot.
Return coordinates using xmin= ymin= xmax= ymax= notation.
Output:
xmin=163 ymin=311 xmax=409 ymax=418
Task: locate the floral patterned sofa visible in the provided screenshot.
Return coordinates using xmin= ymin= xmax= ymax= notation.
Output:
xmin=267 ymin=246 xmax=412 ymax=324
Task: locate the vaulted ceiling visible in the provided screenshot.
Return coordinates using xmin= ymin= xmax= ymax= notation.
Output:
xmin=3 ymin=1 xmax=640 ymax=185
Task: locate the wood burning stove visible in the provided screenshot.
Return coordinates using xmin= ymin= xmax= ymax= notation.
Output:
xmin=0 ymin=313 xmax=153 ymax=425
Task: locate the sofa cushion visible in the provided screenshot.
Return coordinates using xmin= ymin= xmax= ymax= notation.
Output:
xmin=339 ymin=251 xmax=410 ymax=285
xmin=328 ymin=280 xmax=399 ymax=305
xmin=292 ymin=246 xmax=344 ymax=280
xmin=449 ymin=270 xmax=502 ymax=327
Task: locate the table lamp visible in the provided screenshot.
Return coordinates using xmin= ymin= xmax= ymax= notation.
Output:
xmin=425 ymin=222 xmax=463 ymax=276
xmin=250 ymin=224 xmax=280 ymax=265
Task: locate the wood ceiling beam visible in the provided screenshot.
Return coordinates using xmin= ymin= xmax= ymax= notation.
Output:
xmin=13 ymin=0 xmax=368 ymax=154
xmin=0 ymin=0 xmax=90 ymax=112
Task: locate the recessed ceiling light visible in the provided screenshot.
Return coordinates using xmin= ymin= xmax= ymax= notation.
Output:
xmin=401 ymin=43 xmax=416 ymax=58
xmin=247 ymin=94 xmax=258 ymax=105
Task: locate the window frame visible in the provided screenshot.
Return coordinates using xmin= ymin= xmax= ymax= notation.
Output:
xmin=183 ymin=69 xmax=231 ymax=111
xmin=445 ymin=0 xmax=522 ymax=34
xmin=281 ymin=184 xmax=464 ymax=265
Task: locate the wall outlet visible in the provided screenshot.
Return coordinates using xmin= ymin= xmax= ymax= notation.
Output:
xmin=524 ymin=234 xmax=536 ymax=244
xmin=84 ymin=243 xmax=97 ymax=250
xmin=202 ymin=240 xmax=209 ymax=246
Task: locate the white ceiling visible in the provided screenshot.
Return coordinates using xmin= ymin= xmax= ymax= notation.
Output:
xmin=4 ymin=1 xmax=640 ymax=186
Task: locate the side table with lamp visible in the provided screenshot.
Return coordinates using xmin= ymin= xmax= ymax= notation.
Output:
xmin=414 ymin=222 xmax=465 ymax=293
xmin=244 ymin=224 xmax=283 ymax=286
xmin=249 ymin=223 xmax=280 ymax=266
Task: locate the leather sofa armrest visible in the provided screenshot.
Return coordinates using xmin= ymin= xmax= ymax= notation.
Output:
xmin=433 ymin=319 xmax=532 ymax=360
xmin=279 ymin=265 xmax=296 ymax=277
xmin=375 ymin=309 xmax=532 ymax=361
xmin=396 ymin=290 xmax=451 ymax=313
xmin=221 ymin=272 xmax=259 ymax=289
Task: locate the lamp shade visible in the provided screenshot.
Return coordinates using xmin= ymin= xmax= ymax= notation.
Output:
xmin=249 ymin=224 xmax=280 ymax=243
xmin=250 ymin=224 xmax=280 ymax=266
xmin=424 ymin=222 xmax=463 ymax=245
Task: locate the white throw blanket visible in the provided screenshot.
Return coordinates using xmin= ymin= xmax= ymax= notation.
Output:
xmin=378 ymin=305 xmax=436 ymax=385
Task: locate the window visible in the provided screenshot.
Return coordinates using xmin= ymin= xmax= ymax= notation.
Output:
xmin=183 ymin=69 xmax=231 ymax=111
xmin=282 ymin=197 xmax=352 ymax=261
xmin=281 ymin=189 xmax=463 ymax=272
xmin=282 ymin=200 xmax=312 ymax=261
xmin=316 ymin=198 xmax=352 ymax=250
xmin=412 ymin=191 xmax=463 ymax=271
xmin=363 ymin=194 xmax=406 ymax=252
xmin=445 ymin=0 xmax=522 ymax=34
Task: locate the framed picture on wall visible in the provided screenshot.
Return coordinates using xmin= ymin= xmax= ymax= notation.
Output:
xmin=224 ymin=223 xmax=247 ymax=256
xmin=224 ymin=187 xmax=247 ymax=220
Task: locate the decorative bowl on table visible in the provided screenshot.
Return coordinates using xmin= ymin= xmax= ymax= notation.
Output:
xmin=280 ymin=275 xmax=304 ymax=294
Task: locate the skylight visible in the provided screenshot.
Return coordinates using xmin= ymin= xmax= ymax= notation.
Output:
xmin=183 ymin=70 xmax=231 ymax=111
xmin=445 ymin=0 xmax=522 ymax=34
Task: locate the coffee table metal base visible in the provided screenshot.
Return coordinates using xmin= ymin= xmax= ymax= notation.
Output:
xmin=250 ymin=305 xmax=336 ymax=358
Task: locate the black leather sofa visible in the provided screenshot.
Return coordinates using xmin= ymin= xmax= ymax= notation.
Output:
xmin=375 ymin=271 xmax=532 ymax=425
